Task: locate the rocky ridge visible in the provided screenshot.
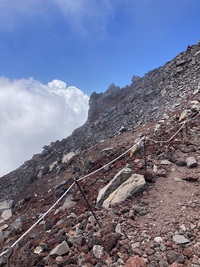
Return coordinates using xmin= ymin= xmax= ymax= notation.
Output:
xmin=0 ymin=41 xmax=200 ymax=266
xmin=1 ymin=41 xmax=200 ymax=200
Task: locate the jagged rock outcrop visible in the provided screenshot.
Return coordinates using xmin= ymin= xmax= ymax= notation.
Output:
xmin=88 ymin=83 xmax=121 ymax=123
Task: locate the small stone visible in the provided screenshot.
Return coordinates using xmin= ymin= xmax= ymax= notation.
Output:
xmin=169 ymin=263 xmax=183 ymax=267
xmin=176 ymin=161 xmax=187 ymax=167
xmin=34 ymin=246 xmax=43 ymax=254
xmin=172 ymin=235 xmax=190 ymax=244
xmin=154 ymin=236 xmax=163 ymax=244
xmin=115 ymin=223 xmax=123 ymax=235
xmin=166 ymin=251 xmax=185 ymax=264
xmin=0 ymin=224 xmax=9 ymax=231
xmin=186 ymin=157 xmax=197 ymax=168
xmin=179 ymin=110 xmax=188 ymax=121
xmin=160 ymin=160 xmax=171 ymax=165
xmin=92 ymin=245 xmax=104 ymax=259
xmin=1 ymin=209 xmax=12 ymax=221
xmin=55 ymin=256 xmax=64 ymax=263
xmin=125 ymin=256 xmax=147 ymax=267
xmin=182 ymin=176 xmax=199 ymax=182
xmin=190 ymin=223 xmax=196 ymax=229
xmin=103 ymin=233 xmax=120 ymax=252
xmin=49 ymin=241 xmax=69 ymax=256
xmin=182 ymin=248 xmax=193 ymax=258
xmin=0 ymin=199 xmax=13 ymax=210
xmin=160 ymin=243 xmax=166 ymax=252
xmin=128 ymin=210 xmax=136 ymax=219
xmin=179 ymin=224 xmax=186 ymax=231
xmin=145 ymin=247 xmax=154 ymax=255
xmin=131 ymin=242 xmax=141 ymax=249
xmin=132 ymin=206 xmax=147 ymax=216
xmin=174 ymin=177 xmax=182 ymax=182
xmin=60 ymin=195 xmax=76 ymax=211
xmin=11 ymin=217 xmax=23 ymax=235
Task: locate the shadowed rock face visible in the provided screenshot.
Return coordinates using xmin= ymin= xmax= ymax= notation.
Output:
xmin=88 ymin=83 xmax=121 ymax=123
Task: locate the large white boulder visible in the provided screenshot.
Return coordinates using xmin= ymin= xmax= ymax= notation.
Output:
xmin=97 ymin=168 xmax=146 ymax=208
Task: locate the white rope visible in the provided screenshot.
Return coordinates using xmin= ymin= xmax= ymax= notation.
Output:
xmin=77 ymin=137 xmax=144 ymax=182
xmin=0 ymin=137 xmax=144 ymax=258
xmin=0 ymin=182 xmax=75 ymax=258
xmin=1 ymin=109 xmax=199 ymax=259
xmin=146 ymin=120 xmax=187 ymax=144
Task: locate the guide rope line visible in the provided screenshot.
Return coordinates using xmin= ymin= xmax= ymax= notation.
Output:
xmin=0 ymin=182 xmax=75 ymax=258
xmin=0 ymin=137 xmax=144 ymax=259
xmin=146 ymin=110 xmax=200 ymax=144
xmin=1 ymin=110 xmax=199 ymax=259
xmin=77 ymin=137 xmax=145 ymax=182
xmin=146 ymin=120 xmax=187 ymax=144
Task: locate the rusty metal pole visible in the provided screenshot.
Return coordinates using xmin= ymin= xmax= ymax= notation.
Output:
xmin=185 ymin=121 xmax=188 ymax=137
xmin=74 ymin=178 xmax=101 ymax=229
xmin=143 ymin=135 xmax=147 ymax=173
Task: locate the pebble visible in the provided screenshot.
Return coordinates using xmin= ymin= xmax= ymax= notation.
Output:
xmin=92 ymin=245 xmax=104 ymax=259
xmin=154 ymin=236 xmax=163 ymax=244
xmin=172 ymin=235 xmax=190 ymax=244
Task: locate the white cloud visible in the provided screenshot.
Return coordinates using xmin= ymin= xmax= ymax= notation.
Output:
xmin=0 ymin=0 xmax=114 ymax=36
xmin=0 ymin=0 xmax=44 ymax=31
xmin=51 ymin=0 xmax=113 ymax=35
xmin=0 ymin=77 xmax=89 ymax=177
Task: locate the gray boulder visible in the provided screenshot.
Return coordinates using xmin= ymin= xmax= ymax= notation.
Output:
xmin=186 ymin=157 xmax=197 ymax=168
xmin=173 ymin=234 xmax=190 ymax=244
xmin=97 ymin=168 xmax=146 ymax=208
xmin=97 ymin=168 xmax=133 ymax=207
xmin=49 ymin=241 xmax=69 ymax=256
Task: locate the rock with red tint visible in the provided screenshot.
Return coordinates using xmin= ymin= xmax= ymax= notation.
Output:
xmin=103 ymin=233 xmax=120 ymax=252
xmin=182 ymin=248 xmax=193 ymax=258
xmin=169 ymin=263 xmax=183 ymax=267
xmin=125 ymin=256 xmax=147 ymax=267
xmin=100 ymin=222 xmax=116 ymax=236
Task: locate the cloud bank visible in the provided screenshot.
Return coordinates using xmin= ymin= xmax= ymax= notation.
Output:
xmin=0 ymin=77 xmax=89 ymax=177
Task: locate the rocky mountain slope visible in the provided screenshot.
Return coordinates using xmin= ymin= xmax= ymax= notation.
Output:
xmin=0 ymin=41 xmax=200 ymax=267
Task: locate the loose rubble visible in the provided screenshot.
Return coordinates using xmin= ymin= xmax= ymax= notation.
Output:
xmin=0 ymin=41 xmax=200 ymax=266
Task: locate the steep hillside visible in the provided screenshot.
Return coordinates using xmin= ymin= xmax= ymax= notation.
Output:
xmin=0 ymin=41 xmax=200 ymax=267
xmin=0 ymin=41 xmax=200 ymax=200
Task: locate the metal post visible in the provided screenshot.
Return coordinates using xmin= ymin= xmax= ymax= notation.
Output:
xmin=180 ymin=127 xmax=184 ymax=141
xmin=74 ymin=178 xmax=101 ymax=229
xmin=185 ymin=121 xmax=188 ymax=137
xmin=2 ymin=246 xmax=13 ymax=267
xmin=143 ymin=135 xmax=147 ymax=173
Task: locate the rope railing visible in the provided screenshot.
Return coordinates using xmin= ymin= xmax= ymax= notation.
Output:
xmin=146 ymin=110 xmax=199 ymax=144
xmin=77 ymin=137 xmax=144 ymax=182
xmin=146 ymin=120 xmax=187 ymax=144
xmin=0 ymin=137 xmax=144 ymax=259
xmin=0 ymin=110 xmax=199 ymax=260
xmin=0 ymin=182 xmax=75 ymax=258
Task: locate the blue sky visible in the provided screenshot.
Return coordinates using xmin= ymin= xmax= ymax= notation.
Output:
xmin=0 ymin=0 xmax=200 ymax=95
